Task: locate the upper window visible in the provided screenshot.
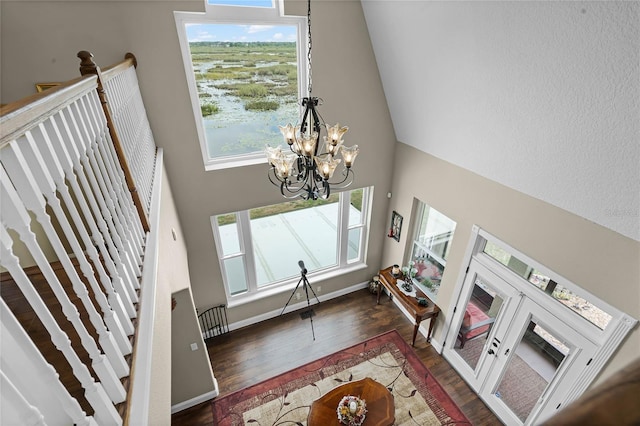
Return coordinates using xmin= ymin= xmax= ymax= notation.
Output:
xmin=408 ymin=201 xmax=457 ymax=299
xmin=175 ymin=3 xmax=306 ymax=170
xmin=483 ymin=241 xmax=613 ymax=330
xmin=211 ymin=187 xmax=371 ymax=305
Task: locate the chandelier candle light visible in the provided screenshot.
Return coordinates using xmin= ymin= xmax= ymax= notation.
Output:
xmin=266 ymin=0 xmax=359 ymax=200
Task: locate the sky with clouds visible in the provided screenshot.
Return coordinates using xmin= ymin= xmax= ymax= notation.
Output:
xmin=186 ymin=23 xmax=297 ymax=43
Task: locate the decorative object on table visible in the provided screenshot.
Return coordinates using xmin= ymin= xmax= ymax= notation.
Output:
xmin=388 ymin=211 xmax=402 ymax=241
xmin=265 ymin=0 xmax=359 ymax=201
xmin=416 ymin=297 xmax=429 ymax=306
xmin=368 ymin=275 xmax=381 ymax=294
xmin=396 ymin=279 xmax=417 ymax=297
xmin=402 ymin=260 xmax=418 ymax=283
xmin=400 ymin=280 xmax=413 ymax=293
xmin=337 ymin=395 xmax=367 ymax=426
xmin=391 ymin=264 xmax=401 ymax=277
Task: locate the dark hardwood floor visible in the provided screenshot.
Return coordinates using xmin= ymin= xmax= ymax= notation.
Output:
xmin=171 ymin=289 xmax=502 ymax=425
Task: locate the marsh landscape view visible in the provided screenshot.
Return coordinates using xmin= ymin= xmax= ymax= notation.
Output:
xmin=189 ymin=32 xmax=299 ymax=159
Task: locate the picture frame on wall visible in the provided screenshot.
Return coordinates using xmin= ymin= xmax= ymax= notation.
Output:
xmin=35 ymin=82 xmax=61 ymax=93
xmin=388 ymin=210 xmax=402 ymax=241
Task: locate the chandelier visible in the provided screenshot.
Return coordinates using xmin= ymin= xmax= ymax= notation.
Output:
xmin=266 ymin=0 xmax=359 ymax=200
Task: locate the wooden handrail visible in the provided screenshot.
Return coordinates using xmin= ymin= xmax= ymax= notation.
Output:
xmin=0 ymin=76 xmax=97 ymax=148
xmin=77 ymin=51 xmax=150 ymax=232
xmin=101 ymin=52 xmax=137 ymax=81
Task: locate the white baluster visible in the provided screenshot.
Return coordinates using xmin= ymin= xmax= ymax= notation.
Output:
xmin=85 ymin=93 xmax=146 ymax=255
xmin=20 ymin=124 xmax=133 ymax=356
xmin=72 ymin=97 xmax=143 ymax=280
xmin=1 ymin=299 xmax=98 ymax=426
xmin=62 ymin=101 xmax=141 ymax=300
xmin=0 ymin=226 xmax=122 ymax=425
xmin=1 ymin=138 xmax=130 ymax=377
xmin=82 ymin=92 xmax=145 ymax=255
xmin=55 ymin=108 xmax=139 ymax=314
xmin=0 ymin=166 xmax=126 ymax=403
xmin=44 ymin=114 xmax=135 ymax=336
xmin=108 ymin=68 xmax=155 ymax=220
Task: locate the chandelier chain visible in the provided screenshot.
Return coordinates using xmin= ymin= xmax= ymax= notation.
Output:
xmin=307 ymin=0 xmax=313 ymax=97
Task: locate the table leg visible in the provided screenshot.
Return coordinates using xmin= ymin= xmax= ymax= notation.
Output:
xmin=376 ymin=284 xmax=381 ymax=304
xmin=426 ymin=313 xmax=438 ymax=342
xmin=412 ymin=315 xmax=422 ymax=346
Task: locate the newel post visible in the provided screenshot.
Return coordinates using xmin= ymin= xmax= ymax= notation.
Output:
xmin=78 ymin=51 xmax=150 ymax=232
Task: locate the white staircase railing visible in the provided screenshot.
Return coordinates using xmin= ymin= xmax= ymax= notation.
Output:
xmin=1 ymin=52 xmax=159 ymax=425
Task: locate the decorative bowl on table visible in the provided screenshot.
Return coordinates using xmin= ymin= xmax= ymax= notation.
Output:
xmin=337 ymin=395 xmax=367 ymax=426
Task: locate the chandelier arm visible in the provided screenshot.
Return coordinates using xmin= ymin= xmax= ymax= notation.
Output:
xmin=300 ymin=98 xmax=312 ymax=134
xmin=313 ymin=98 xmax=326 ymax=125
xmin=281 ymin=174 xmax=308 ymax=193
xmin=279 ymin=181 xmax=300 ymax=198
xmin=309 ymin=100 xmax=322 ymax=136
xmin=267 ymin=168 xmax=284 ymax=186
xmin=279 ymin=184 xmax=308 ymax=199
xmin=297 ymin=157 xmax=312 ymax=181
xmin=325 ymin=169 xmax=354 ymax=187
xmin=321 ymin=179 xmax=330 ymax=199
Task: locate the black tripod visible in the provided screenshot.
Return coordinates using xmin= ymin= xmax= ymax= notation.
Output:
xmin=280 ymin=261 xmax=320 ymax=340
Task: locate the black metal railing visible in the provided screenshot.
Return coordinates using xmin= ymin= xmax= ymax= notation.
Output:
xmin=197 ymin=304 xmax=229 ymax=339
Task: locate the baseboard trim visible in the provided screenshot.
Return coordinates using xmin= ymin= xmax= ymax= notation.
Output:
xmin=228 ymin=281 xmax=369 ymax=331
xmin=170 ymin=379 xmax=219 ymax=414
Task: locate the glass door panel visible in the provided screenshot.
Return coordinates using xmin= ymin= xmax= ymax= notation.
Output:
xmin=444 ymin=259 xmax=521 ymax=391
xmin=454 ymin=277 xmax=503 ymax=369
xmin=481 ymin=298 xmax=595 ymax=425
xmin=494 ymin=320 xmax=567 ymax=423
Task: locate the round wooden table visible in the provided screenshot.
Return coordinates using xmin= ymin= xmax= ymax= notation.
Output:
xmin=307 ymin=378 xmax=395 ymax=426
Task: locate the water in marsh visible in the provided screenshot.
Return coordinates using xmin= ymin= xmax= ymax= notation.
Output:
xmin=190 ymin=42 xmax=300 ymax=159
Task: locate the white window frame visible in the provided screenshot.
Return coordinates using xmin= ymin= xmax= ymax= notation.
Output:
xmin=211 ymin=188 xmax=372 ymax=307
xmin=174 ymin=1 xmax=307 ymax=171
xmin=406 ymin=200 xmax=457 ymax=299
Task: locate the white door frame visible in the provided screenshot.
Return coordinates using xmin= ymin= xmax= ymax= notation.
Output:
xmin=441 ymin=225 xmax=638 ymax=424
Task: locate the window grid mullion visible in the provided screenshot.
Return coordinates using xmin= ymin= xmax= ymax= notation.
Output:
xmin=238 ymin=210 xmax=259 ymax=293
xmin=337 ymin=191 xmax=349 ymax=266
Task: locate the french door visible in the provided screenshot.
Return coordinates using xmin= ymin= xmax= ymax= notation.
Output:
xmin=444 ymin=260 xmax=522 ymax=391
xmin=443 ymin=260 xmax=597 ymax=425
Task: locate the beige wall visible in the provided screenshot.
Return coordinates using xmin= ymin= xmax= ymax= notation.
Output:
xmin=0 ymin=0 xmax=395 ymax=322
xmin=148 ymin=162 xmax=216 ymax=424
xmin=146 ymin=164 xmax=176 ymax=425
xmin=381 ymin=142 xmax=640 ymax=385
xmin=363 ymin=1 xmax=640 ymax=243
xmin=155 ymin=160 xmax=216 ymax=409
xmin=171 ymin=287 xmax=216 ymax=406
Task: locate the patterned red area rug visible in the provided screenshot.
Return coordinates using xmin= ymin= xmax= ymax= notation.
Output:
xmin=211 ymin=329 xmax=471 ymax=425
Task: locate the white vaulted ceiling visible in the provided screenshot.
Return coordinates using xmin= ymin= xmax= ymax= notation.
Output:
xmin=361 ymin=0 xmax=640 ymax=242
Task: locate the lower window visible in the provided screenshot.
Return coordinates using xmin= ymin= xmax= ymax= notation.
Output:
xmin=212 ymin=187 xmax=370 ymax=303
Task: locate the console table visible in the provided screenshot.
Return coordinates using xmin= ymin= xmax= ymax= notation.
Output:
xmin=377 ymin=266 xmax=440 ymax=346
